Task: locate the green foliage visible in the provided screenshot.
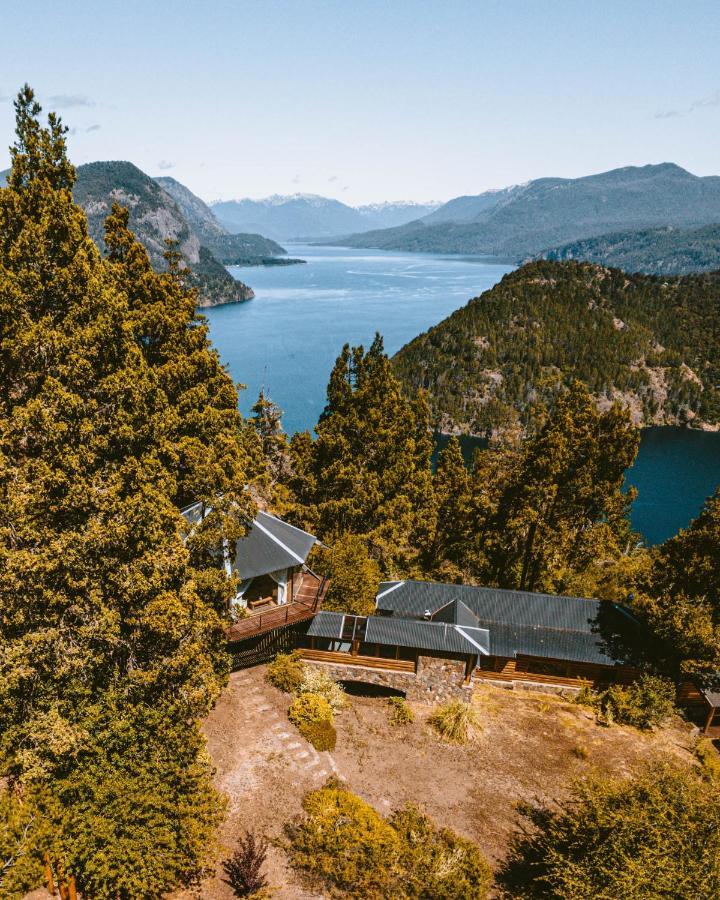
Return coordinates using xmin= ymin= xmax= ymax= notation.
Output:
xmin=545 ymin=223 xmax=720 ymax=276
xmin=288 ymin=693 xmax=333 ymax=728
xmin=300 ymin=718 xmax=337 ymax=752
xmin=387 ymin=696 xmax=414 ymax=726
xmin=448 ymin=382 xmax=640 ymax=594
xmin=500 ymin=762 xmax=720 ymax=898
xmin=394 ymin=260 xmax=720 ymax=435
xmin=695 ymin=738 xmax=720 ymax=782
xmin=428 ymin=700 xmax=479 ymax=744
xmin=288 ymin=335 xmax=434 ymax=575
xmin=638 ymin=488 xmax=720 ymax=677
xmin=575 ymin=676 xmax=676 ymax=730
xmin=298 ymin=668 xmax=346 ymax=712
xmin=0 ymin=87 xmax=249 ymax=894
xmin=288 ymin=782 xmax=401 ymax=898
xmin=425 ymin=436 xmax=472 ymax=579
xmin=222 ymin=830 xmax=269 ymax=898
xmin=599 ymin=675 xmax=676 ymax=729
xmin=266 ymin=652 xmax=306 ymax=694
xmin=322 ymin=533 xmax=382 ymax=615
xmin=0 ymin=785 xmax=48 ymax=898
xmin=390 ymin=804 xmax=492 ymax=899
xmin=287 ymin=783 xmax=490 ymax=899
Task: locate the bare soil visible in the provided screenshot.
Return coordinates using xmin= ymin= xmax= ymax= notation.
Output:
xmin=173 ymin=666 xmax=696 ymax=898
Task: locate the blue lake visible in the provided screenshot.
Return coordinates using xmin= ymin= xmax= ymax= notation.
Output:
xmin=205 ymin=245 xmax=720 ymax=546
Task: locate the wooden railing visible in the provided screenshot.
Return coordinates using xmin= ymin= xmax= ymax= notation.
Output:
xmin=300 ymin=648 xmax=416 ymax=672
xmin=225 ymin=574 xmax=328 ymax=642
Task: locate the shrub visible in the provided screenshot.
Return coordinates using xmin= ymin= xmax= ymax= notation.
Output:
xmin=387 ymin=696 xmax=414 ymax=726
xmin=287 ymin=784 xmax=491 ymax=899
xmin=298 ymin=668 xmax=346 ymax=712
xmin=428 ymin=700 xmax=479 ymax=744
xmin=222 ymin=831 xmax=269 ymax=897
xmin=575 ymin=685 xmax=599 ymax=709
xmin=499 ymin=762 xmax=720 ymax=898
xmin=266 ymin=651 xmax=306 ymax=693
xmin=695 ymin=738 xmax=720 ymax=781
xmin=391 ymin=804 xmax=492 ymax=900
xmin=299 ymin=718 xmax=337 ymax=752
xmin=287 ymin=782 xmax=401 ymax=897
xmin=288 ymin=692 xmax=333 ymax=728
xmin=599 ymin=674 xmax=675 ymax=729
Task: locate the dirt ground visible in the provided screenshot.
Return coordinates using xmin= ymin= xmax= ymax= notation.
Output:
xmin=173 ymin=665 xmax=697 ymax=898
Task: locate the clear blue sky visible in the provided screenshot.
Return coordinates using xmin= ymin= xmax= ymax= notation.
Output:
xmin=1 ymin=0 xmax=719 ymax=205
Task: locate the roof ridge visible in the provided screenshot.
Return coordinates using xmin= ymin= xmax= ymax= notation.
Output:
xmin=257 ymin=510 xmax=317 ymax=541
xmin=250 ymin=516 xmax=305 ymax=565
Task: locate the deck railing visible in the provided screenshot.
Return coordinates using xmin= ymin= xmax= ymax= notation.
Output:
xmin=225 ymin=573 xmax=328 ymax=642
xmin=299 ymin=648 xmax=416 ymax=673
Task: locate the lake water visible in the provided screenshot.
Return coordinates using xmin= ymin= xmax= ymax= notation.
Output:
xmin=205 ymin=244 xmax=720 ymax=546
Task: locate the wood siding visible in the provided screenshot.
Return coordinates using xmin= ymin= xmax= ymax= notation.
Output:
xmin=300 ymin=649 xmax=416 ymax=672
xmin=475 ymin=654 xmax=640 ymax=688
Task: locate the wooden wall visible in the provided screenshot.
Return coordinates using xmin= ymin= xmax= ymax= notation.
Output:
xmin=476 ymin=654 xmax=639 ymax=689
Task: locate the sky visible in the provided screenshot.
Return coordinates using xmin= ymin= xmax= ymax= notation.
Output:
xmin=1 ymin=0 xmax=719 ymax=206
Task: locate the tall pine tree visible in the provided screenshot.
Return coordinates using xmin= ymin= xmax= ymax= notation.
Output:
xmin=0 ymin=87 xmax=244 ymax=896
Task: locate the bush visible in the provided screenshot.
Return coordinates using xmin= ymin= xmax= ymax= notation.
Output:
xmin=222 ymin=831 xmax=269 ymax=897
xmin=387 ymin=696 xmax=414 ymax=726
xmin=499 ymin=762 xmax=720 ymax=898
xmin=298 ymin=668 xmax=346 ymax=712
xmin=695 ymin=738 xmax=720 ymax=781
xmin=428 ymin=700 xmax=479 ymax=744
xmin=287 ymin=782 xmax=401 ymax=897
xmin=266 ymin=651 xmax=306 ymax=694
xmin=299 ymin=718 xmax=337 ymax=752
xmin=288 ymin=692 xmax=333 ymax=728
xmin=287 ymin=784 xmax=491 ymax=899
xmin=600 ymin=675 xmax=676 ymax=729
xmin=574 ymin=675 xmax=676 ymax=730
xmin=391 ymin=804 xmax=492 ymax=900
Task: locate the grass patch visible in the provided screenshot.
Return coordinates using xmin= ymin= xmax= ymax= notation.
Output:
xmin=428 ymin=700 xmax=479 ymax=744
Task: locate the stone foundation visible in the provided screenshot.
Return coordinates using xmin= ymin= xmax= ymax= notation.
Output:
xmin=304 ymin=654 xmax=472 ymax=704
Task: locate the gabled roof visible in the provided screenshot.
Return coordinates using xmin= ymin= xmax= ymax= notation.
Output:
xmin=233 ymin=512 xmax=317 ymax=579
xmin=375 ymin=580 xmax=643 ymax=668
xmin=181 ymin=504 xmax=317 ymax=580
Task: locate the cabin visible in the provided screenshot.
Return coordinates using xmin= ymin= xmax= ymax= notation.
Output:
xmin=302 ymin=579 xmax=646 ymax=701
xmin=677 ymin=678 xmax=720 ymax=736
xmin=182 ymin=504 xmax=329 ymax=646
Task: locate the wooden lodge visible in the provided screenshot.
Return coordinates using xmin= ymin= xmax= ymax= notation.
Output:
xmin=304 ymin=579 xmax=646 ymax=693
xmin=182 ymin=503 xmax=328 ymax=644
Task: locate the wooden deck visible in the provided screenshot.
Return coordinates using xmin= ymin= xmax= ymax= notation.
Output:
xmin=300 ymin=648 xmax=416 ymax=672
xmin=225 ymin=572 xmax=328 ymax=643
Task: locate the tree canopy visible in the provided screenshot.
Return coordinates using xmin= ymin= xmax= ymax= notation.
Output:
xmin=0 ymin=86 xmax=248 ymax=897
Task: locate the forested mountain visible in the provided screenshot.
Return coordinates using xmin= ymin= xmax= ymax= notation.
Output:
xmin=541 ymin=224 xmax=720 ymax=275
xmin=211 ymin=194 xmax=440 ymax=240
xmin=155 ymin=175 xmax=291 ymax=265
xmin=393 ymin=260 xmax=720 ymax=436
xmin=333 ymin=164 xmax=720 ymax=258
xmin=71 ymin=162 xmax=254 ymax=306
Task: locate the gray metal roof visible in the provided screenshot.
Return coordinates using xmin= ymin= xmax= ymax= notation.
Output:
xmin=233 ymin=512 xmax=316 ymax=580
xmin=375 ymin=580 xmax=642 ymax=668
xmin=181 ymin=504 xmax=317 ymax=580
xmin=307 ymin=611 xmax=490 ymax=656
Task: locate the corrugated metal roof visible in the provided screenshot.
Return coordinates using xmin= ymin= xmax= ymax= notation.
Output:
xmin=375 ymin=580 xmax=642 ymax=667
xmin=365 ymin=617 xmax=487 ymax=655
xmin=307 ymin=611 xmax=345 ymax=640
xmin=378 ymin=580 xmax=614 ymax=633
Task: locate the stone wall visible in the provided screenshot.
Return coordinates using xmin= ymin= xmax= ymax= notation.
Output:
xmin=303 ymin=654 xmax=472 ymax=704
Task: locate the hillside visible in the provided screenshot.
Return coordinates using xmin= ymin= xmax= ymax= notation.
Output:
xmin=541 ymin=224 xmax=720 ymax=275
xmin=72 ymin=162 xmax=253 ymax=306
xmin=334 ymin=164 xmax=720 ymax=258
xmin=211 ymin=194 xmax=439 ymax=240
xmin=155 ymin=175 xmax=292 ymax=265
xmin=393 ymin=260 xmax=720 ymax=436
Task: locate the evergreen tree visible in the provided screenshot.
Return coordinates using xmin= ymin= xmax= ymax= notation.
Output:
xmin=425 ymin=436 xmax=472 ymax=580
xmin=0 ymin=87 xmax=240 ymax=896
xmin=322 ymin=534 xmax=382 ymax=616
xmin=460 ymin=383 xmax=640 ymax=594
xmin=246 ymin=388 xmax=293 ymax=508
xmin=291 ymin=335 xmax=434 ymax=575
xmin=639 ymin=489 xmax=720 ymax=676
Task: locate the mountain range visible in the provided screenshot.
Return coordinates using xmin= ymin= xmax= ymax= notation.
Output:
xmin=211 ymin=194 xmax=441 ymax=241
xmin=393 ymin=259 xmax=720 ymax=437
xmin=332 ymin=164 xmax=720 ymax=270
xmin=0 ymin=163 xmax=296 ymax=306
